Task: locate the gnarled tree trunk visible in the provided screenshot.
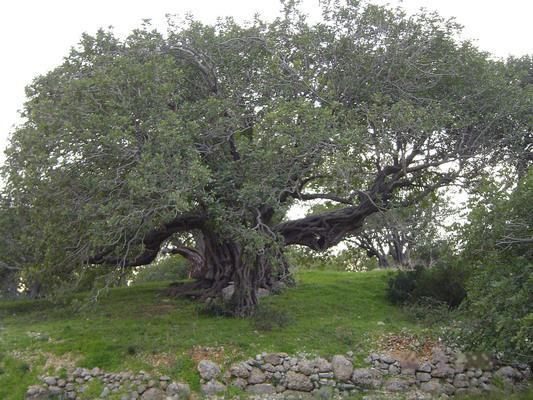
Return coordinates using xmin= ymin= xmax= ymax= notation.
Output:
xmin=168 ymin=230 xmax=291 ymax=316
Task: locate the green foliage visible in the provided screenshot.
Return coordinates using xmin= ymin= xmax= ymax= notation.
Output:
xmin=347 ymin=197 xmax=455 ymax=269
xmin=1 ymin=1 xmax=528 ymax=293
xmin=412 ymin=239 xmax=456 ymax=268
xmin=386 ymin=266 xmax=423 ymax=304
xmin=0 ymin=355 xmax=39 ymax=400
xmin=404 ymin=297 xmax=453 ymax=326
xmin=453 ymin=169 xmax=533 ymax=363
xmin=131 ymin=255 xmax=189 ymax=284
xmin=462 ymin=169 xmax=533 ymax=265
xmin=413 ymin=264 xmax=468 ymax=308
xmin=286 ymin=246 xmax=377 ymax=272
xmin=456 ymin=262 xmax=532 ymax=363
xmin=334 ymin=326 xmax=358 ymax=346
xmin=17 ymin=362 xmax=30 ymax=374
xmin=386 ymin=263 xmax=468 ymax=308
xmin=78 ymin=379 xmax=105 ymax=399
xmin=200 ymin=298 xmax=235 ymax=318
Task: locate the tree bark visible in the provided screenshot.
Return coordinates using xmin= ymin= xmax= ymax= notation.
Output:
xmin=166 ymin=230 xmax=291 ymax=316
xmin=276 ymin=201 xmax=378 ymax=250
xmin=0 ymin=272 xmax=18 ymax=299
xmin=28 ymin=281 xmax=42 ymax=299
xmin=389 ymin=232 xmax=411 ymax=267
xmin=164 ymin=245 xmax=207 ymax=279
xmin=377 ymin=254 xmax=390 ymax=269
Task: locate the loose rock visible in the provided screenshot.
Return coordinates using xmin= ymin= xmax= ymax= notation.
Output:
xmin=248 ymin=368 xmax=266 ymax=384
xmin=263 ymin=353 xmax=283 ymax=366
xmin=230 ymin=362 xmax=250 ymax=379
xmin=420 ymin=379 xmax=443 ymax=394
xmin=140 ymin=388 xmax=165 ymax=400
xmin=246 ymin=383 xmax=276 ymax=394
xmin=200 ymin=380 xmax=226 ymax=396
xmin=286 ymin=371 xmax=313 ymax=392
xmin=352 ymin=368 xmax=382 ymax=389
xmin=197 ymin=360 xmax=221 ymax=381
xmin=331 ymin=355 xmax=353 ymax=381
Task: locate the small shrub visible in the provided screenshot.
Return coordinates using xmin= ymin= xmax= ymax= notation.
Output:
xmin=126 ymin=345 xmax=137 ymax=355
xmin=413 ymin=264 xmax=467 ymax=308
xmin=386 ymin=265 xmax=424 ymax=304
xmin=18 ymin=363 xmax=30 ymax=374
xmin=36 ymin=334 xmax=50 ymax=342
xmin=404 ymin=297 xmax=451 ymax=325
xmin=252 ymin=306 xmax=292 ymax=332
xmin=387 ymin=263 xmax=467 ymax=308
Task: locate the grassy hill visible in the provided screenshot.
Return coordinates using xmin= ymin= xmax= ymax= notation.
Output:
xmin=0 ymin=270 xmax=529 ymax=399
xmin=0 ymin=270 xmax=416 ymax=398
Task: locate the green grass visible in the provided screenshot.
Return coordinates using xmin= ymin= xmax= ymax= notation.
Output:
xmin=0 ymin=270 xmax=423 ymax=398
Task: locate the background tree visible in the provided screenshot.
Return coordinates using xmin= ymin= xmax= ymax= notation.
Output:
xmin=1 ymin=1 xmax=529 ymax=315
xmin=346 ymin=196 xmax=452 ymax=268
xmin=0 ymin=196 xmax=31 ymax=298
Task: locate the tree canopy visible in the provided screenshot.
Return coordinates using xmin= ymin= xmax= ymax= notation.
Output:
xmin=1 ymin=0 xmax=531 ymax=315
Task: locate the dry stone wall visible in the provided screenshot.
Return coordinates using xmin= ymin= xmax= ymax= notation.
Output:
xmin=216 ymin=348 xmax=530 ymax=398
xmin=26 ymin=348 xmax=531 ymax=399
xmin=26 ymin=368 xmax=190 ymax=400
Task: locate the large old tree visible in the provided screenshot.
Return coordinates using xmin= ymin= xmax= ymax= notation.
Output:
xmin=2 ymin=1 xmax=530 ymax=314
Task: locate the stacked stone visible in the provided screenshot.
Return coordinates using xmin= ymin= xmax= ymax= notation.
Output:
xmin=222 ymin=349 xmax=531 ymax=397
xmin=198 ymin=360 xmax=226 ymax=397
xmin=222 ymin=352 xmax=377 ymax=396
xmin=26 ymin=367 xmax=190 ymax=400
xmin=26 ymin=349 xmax=531 ymax=399
xmin=366 ymin=348 xmax=531 ymax=397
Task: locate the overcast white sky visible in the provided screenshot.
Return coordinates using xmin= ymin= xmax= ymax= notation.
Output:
xmin=0 ymin=0 xmax=531 ymax=165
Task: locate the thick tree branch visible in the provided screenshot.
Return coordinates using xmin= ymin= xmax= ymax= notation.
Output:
xmin=162 ymin=245 xmax=206 ymax=279
xmin=275 ymin=200 xmax=378 ymax=250
xmin=88 ymin=213 xmax=206 ymax=267
xmin=292 ymin=192 xmax=354 ymax=205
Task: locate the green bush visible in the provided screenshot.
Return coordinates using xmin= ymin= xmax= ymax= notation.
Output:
xmin=456 ymin=262 xmax=532 ymax=363
xmin=453 ymin=170 xmax=533 ymax=362
xmin=386 ymin=263 xmax=467 ymax=308
xmin=404 ymin=297 xmax=452 ymax=326
xmin=386 ymin=266 xmax=423 ymax=304
xmin=413 ymin=264 xmax=468 ymax=308
xmin=131 ymin=255 xmax=190 ymax=284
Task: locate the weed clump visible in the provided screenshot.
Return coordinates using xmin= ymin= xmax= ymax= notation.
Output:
xmin=252 ymin=306 xmax=293 ymax=332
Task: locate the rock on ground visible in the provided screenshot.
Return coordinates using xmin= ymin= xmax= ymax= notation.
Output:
xmin=331 ymin=355 xmax=353 ymax=381
xmin=352 ymin=368 xmax=382 ymax=389
xmin=200 ymin=380 xmax=226 ymax=396
xmin=197 ymin=360 xmax=221 ymax=381
xmin=140 ymin=387 xmax=165 ymax=400
xmin=246 ymin=383 xmax=276 ymax=394
xmin=248 ymin=368 xmax=267 ymax=384
xmin=285 ymin=371 xmax=313 ymax=392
